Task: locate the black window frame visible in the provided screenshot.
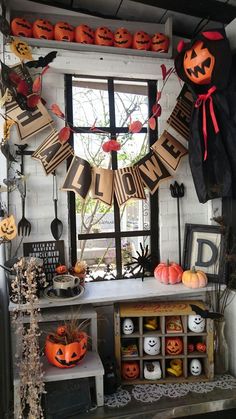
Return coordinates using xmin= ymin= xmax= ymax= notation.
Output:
xmin=65 ymin=74 xmax=159 ymax=278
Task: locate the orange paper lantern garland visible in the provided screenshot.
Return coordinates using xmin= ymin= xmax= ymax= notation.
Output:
xmin=11 ymin=17 xmax=170 ymax=53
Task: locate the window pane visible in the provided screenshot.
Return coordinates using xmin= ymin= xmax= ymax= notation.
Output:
xmin=73 ymin=133 xmax=111 ymax=167
xmin=77 ymin=237 xmax=116 ymax=272
xmin=114 ymin=81 xmax=148 ymax=127
xmin=118 ymin=132 xmax=148 ymax=168
xmin=77 ymin=197 xmax=114 ymax=234
xmin=120 ymin=193 xmax=150 ymax=232
xmin=73 ymin=78 xmax=109 ymax=127
xmin=122 ymin=236 xmax=151 ymax=275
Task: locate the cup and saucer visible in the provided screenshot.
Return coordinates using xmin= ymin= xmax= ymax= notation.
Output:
xmin=44 ymin=274 xmax=85 ymax=301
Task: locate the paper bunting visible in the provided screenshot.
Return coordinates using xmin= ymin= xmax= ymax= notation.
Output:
xmin=91 ymin=167 xmax=114 ymax=206
xmin=32 ymin=130 xmax=74 ymax=175
xmin=136 ymin=151 xmax=172 ymax=194
xmin=167 ymin=84 xmax=194 ymax=141
xmin=62 ymin=156 xmax=92 ymax=200
xmin=114 ymin=167 xmax=146 ymax=207
xmin=152 ymin=130 xmax=188 ymax=171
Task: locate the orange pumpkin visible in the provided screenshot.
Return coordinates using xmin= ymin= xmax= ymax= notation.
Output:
xmin=55 ymin=264 xmax=68 ymax=274
xmin=154 ymin=260 xmax=183 ymax=285
xmin=196 ymin=342 xmax=206 ymax=353
xmin=183 ymin=41 xmax=215 ymax=85
xmin=114 ymin=28 xmax=132 ymax=48
xmin=122 ymin=361 xmax=140 ymax=380
xmin=95 ymin=26 xmax=113 ymax=46
xmin=133 ymin=31 xmax=151 ymax=50
xmin=151 ymin=32 xmax=169 ymax=52
xmin=75 ymin=24 xmax=94 ymax=44
xmin=54 ymin=21 xmax=74 ymax=42
xmin=11 ymin=18 xmax=32 ymax=38
xmin=45 ymin=332 xmax=87 ymax=368
xmin=182 ymin=267 xmax=208 ymax=289
xmin=33 ymin=19 xmax=54 ymax=40
xmin=165 ymin=337 xmax=183 ymax=355
xmin=56 ymin=325 xmax=67 ymax=336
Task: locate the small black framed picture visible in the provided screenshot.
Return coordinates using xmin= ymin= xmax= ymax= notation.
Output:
xmin=183 ymin=223 xmax=228 ymax=283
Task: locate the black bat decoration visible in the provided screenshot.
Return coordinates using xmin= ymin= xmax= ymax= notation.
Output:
xmin=190 ymin=304 xmax=223 ymax=320
xmin=25 ymin=51 xmax=57 ymax=69
xmin=0 ymin=15 xmax=11 ymax=37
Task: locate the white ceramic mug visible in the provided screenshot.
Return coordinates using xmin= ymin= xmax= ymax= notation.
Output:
xmin=53 ymin=274 xmax=79 ymax=290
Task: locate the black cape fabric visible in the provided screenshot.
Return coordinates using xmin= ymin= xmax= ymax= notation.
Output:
xmin=175 ymin=28 xmax=236 ymax=203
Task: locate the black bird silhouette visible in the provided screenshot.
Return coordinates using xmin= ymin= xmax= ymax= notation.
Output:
xmin=190 ymin=304 xmax=223 ymax=319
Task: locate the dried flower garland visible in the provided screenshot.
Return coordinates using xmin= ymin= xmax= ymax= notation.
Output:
xmin=12 ymin=257 xmax=47 ymax=418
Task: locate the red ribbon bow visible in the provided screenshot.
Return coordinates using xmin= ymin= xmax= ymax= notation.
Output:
xmin=195 ymin=86 xmax=219 ymax=161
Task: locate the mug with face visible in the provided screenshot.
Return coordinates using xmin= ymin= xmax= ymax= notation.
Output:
xmin=53 ymin=274 xmax=79 ymax=291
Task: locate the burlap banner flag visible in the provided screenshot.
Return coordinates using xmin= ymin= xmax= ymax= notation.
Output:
xmin=136 ymin=151 xmax=172 ymax=194
xmin=32 ymin=130 xmax=74 ymax=175
xmin=152 ymin=130 xmax=188 ymax=171
xmin=114 ymin=166 xmax=146 ymax=207
xmin=90 ymin=167 xmax=114 ymax=206
xmin=62 ymin=155 xmax=92 ymax=200
xmin=167 ymin=84 xmax=194 ymax=141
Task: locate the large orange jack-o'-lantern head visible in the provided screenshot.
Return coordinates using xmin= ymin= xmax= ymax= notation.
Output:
xmin=183 ymin=41 xmax=215 ymax=85
xmin=75 ymin=24 xmax=94 ymax=44
xmin=175 ymin=29 xmax=231 ymax=91
xmin=33 ymin=19 xmax=54 ymax=40
xmin=95 ymin=27 xmax=113 ymax=46
xmin=54 ymin=21 xmax=74 ymax=42
xmin=11 ymin=18 xmax=32 ymax=38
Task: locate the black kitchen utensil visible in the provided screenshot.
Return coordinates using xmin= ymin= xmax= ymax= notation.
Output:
xmin=50 ymin=172 xmax=63 ymax=241
xmin=170 ymin=181 xmax=185 ymax=266
xmin=16 ymin=144 xmax=31 ymax=236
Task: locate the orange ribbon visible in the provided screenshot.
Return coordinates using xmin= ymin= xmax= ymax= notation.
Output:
xmin=195 ymin=86 xmax=219 ymax=161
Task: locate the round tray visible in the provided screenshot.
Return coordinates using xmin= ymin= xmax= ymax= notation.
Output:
xmin=44 ymin=284 xmax=85 ymax=301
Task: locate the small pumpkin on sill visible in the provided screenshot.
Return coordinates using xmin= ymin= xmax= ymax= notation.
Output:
xmin=114 ymin=28 xmax=132 ymax=48
xmin=182 ymin=266 xmax=208 ymax=289
xmin=55 ymin=264 xmax=68 ymax=275
xmin=95 ymin=26 xmax=114 ymax=46
xmin=133 ymin=31 xmax=151 ymax=50
xmin=154 ymin=259 xmax=183 ymax=285
xmin=75 ymin=24 xmax=94 ymax=44
xmin=151 ymin=32 xmax=169 ymax=52
xmin=54 ymin=21 xmax=75 ymax=42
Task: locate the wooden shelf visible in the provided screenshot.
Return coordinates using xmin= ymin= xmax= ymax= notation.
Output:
xmin=115 ymin=300 xmax=214 ymax=384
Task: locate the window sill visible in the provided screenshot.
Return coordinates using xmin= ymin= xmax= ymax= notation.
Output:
xmin=9 ymin=277 xmax=219 ymax=311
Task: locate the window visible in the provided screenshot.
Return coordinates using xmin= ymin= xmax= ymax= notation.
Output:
xmin=65 ymin=75 xmax=159 ymax=279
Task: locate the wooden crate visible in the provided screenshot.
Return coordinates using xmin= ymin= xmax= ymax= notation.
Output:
xmin=114 ymin=300 xmax=214 ymax=384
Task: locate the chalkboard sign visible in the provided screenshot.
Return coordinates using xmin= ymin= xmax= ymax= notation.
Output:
xmin=23 ymin=240 xmax=65 ymax=282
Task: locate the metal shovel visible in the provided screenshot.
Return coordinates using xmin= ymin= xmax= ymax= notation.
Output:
xmin=50 ymin=172 xmax=63 ymax=241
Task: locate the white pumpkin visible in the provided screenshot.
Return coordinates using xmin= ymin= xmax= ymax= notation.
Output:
xmin=143 ymin=336 xmax=161 ymax=355
xmin=190 ymin=358 xmax=202 ymax=376
xmin=122 ymin=318 xmax=134 ymax=335
xmin=188 ymin=315 xmax=205 ymax=333
xmin=144 ymin=361 xmax=162 ymax=380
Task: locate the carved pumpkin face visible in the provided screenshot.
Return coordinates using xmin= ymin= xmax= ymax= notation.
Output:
xmin=114 ymin=28 xmax=132 ymax=48
xmin=122 ymin=361 xmax=139 ymax=380
xmin=45 ymin=332 xmax=87 ymax=369
xmin=165 ymin=337 xmax=183 ymax=355
xmin=75 ymin=24 xmax=94 ymax=44
xmin=11 ymin=18 xmax=32 ymax=38
xmin=54 ymin=21 xmax=74 ymax=42
xmin=151 ymin=32 xmax=169 ymax=52
xmin=183 ymin=41 xmax=215 ymax=85
xmin=33 ymin=19 xmax=54 ymax=40
xmin=95 ymin=27 xmax=114 ymax=46
xmin=133 ymin=31 xmax=151 ymax=50
xmin=0 ymin=215 xmax=17 ymax=240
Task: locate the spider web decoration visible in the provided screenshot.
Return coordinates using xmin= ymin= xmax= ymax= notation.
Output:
xmin=125 ymin=243 xmax=152 ymax=281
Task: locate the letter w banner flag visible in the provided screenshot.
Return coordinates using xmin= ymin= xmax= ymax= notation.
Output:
xmin=114 ymin=166 xmax=146 ymax=206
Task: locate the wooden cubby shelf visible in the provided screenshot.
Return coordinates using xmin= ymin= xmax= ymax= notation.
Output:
xmin=114 ymin=300 xmax=214 ymax=384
